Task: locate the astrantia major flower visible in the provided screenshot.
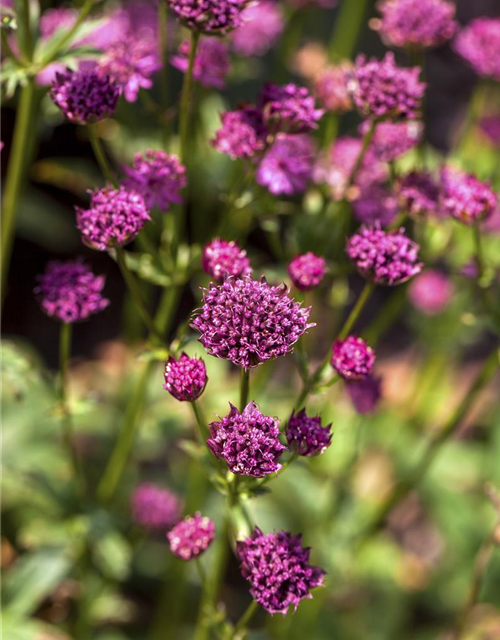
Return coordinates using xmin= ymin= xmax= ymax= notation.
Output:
xmin=454 ymin=18 xmax=500 ymax=81
xmin=202 ymin=238 xmax=252 ymax=282
xmin=260 ymin=82 xmax=324 ymax=133
xmin=288 ymin=253 xmax=326 ymax=291
xmin=167 ymin=0 xmax=249 ymax=34
xmin=286 ymin=409 xmax=332 ymax=457
xmin=231 ymin=1 xmax=284 ymax=57
xmin=408 ymin=269 xmax=454 ymax=315
xmin=352 ymin=184 xmax=398 ymax=227
xmin=131 ymin=483 xmax=182 ymax=531
xmin=397 ymin=170 xmax=440 ymax=216
xmin=163 ymin=353 xmax=208 ymax=402
xmin=346 ymin=374 xmax=383 ymax=414
xmin=331 ymin=336 xmax=375 ymax=380
xmin=365 ymin=120 xmax=422 ymax=162
xmin=256 ymin=134 xmax=315 ymax=196
xmin=212 ymin=106 xmax=267 ymax=160
xmin=440 ymin=166 xmax=497 ymax=225
xmin=168 ymin=513 xmax=215 ymax=560
xmin=171 ymin=38 xmax=230 ymax=89
xmin=314 ymin=63 xmax=353 ymax=113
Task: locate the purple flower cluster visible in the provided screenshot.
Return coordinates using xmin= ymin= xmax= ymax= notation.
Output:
xmin=366 ymin=120 xmax=422 ymax=162
xmin=352 ymin=52 xmax=425 ymax=120
xmin=256 ymin=134 xmax=315 ymax=196
xmin=231 ymin=1 xmax=284 ymax=57
xmin=172 ymin=38 xmax=230 ymax=89
xmin=346 ymin=375 xmax=382 ymax=414
xmin=331 ymin=336 xmax=375 ymax=380
xmin=212 ymin=107 xmax=267 ymax=160
xmin=50 ymin=68 xmax=120 ymax=125
xmin=454 ymin=18 xmax=500 ymax=80
xmin=75 ymin=186 xmax=150 ymax=251
xmin=163 ymin=353 xmax=208 ymax=402
xmin=314 ymin=64 xmax=353 ymax=113
xmin=123 ymin=150 xmax=187 ymax=212
xmin=346 ymin=224 xmax=422 ymax=286
xmin=286 ymin=409 xmax=332 ymax=457
xmin=397 ymin=170 xmax=440 ymax=216
xmin=202 ymin=238 xmax=252 ymax=282
xmin=191 ymin=276 xmax=313 ymax=369
xmin=35 ymin=260 xmax=109 ymax=324
xmin=168 ymin=513 xmax=215 ymax=560
xmin=167 ymin=0 xmax=249 ymax=34
xmin=260 ymin=83 xmax=324 ymax=133
xmin=374 ymin=0 xmax=457 ymax=49
xmin=288 ymin=253 xmax=326 ymax=291
xmin=440 ymin=167 xmax=497 ymax=225
xmin=352 ymin=184 xmax=398 ymax=227
xmin=236 ymin=527 xmax=326 ymax=614
xmin=131 ymin=483 xmax=182 ymax=531
xmin=408 ymin=269 xmax=453 ymax=315
xmin=207 ymin=402 xmax=286 ymax=477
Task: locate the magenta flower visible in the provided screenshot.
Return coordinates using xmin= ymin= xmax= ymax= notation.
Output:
xmin=286 ymin=409 xmax=332 ymax=457
xmin=314 ymin=64 xmax=353 ymax=113
xmin=172 ymin=38 xmax=230 ymax=89
xmin=131 ymin=483 xmax=182 ymax=531
xmin=352 ymin=184 xmax=398 ymax=227
xmin=163 ymin=353 xmax=208 ymax=402
xmin=331 ymin=336 xmax=375 ymax=381
xmin=365 ymin=120 xmax=422 ymax=162
xmin=440 ymin=166 xmax=497 ymax=225
xmin=202 ymin=238 xmax=252 ymax=282
xmin=75 ymin=186 xmax=150 ymax=251
xmin=346 ymin=224 xmax=422 ymax=285
xmin=352 ymin=52 xmax=425 ymax=120
xmin=408 ymin=269 xmax=454 ymax=315
xmin=212 ymin=106 xmax=267 ymax=160
xmin=207 ymin=402 xmax=286 ymax=477
xmin=50 ymin=68 xmax=120 ymax=124
xmin=374 ymin=0 xmax=457 ymax=49
xmin=256 ymin=134 xmax=315 ymax=196
xmin=167 ymin=0 xmax=249 ymax=34
xmin=397 ymin=170 xmax=440 ymax=216
xmin=232 ymin=1 xmax=284 ymax=56
xmin=168 ymin=513 xmax=215 ymax=560
xmin=346 ymin=375 xmax=382 ymax=414
xmin=191 ymin=276 xmax=314 ymax=369
xmin=35 ymin=260 xmax=109 ymax=324
xmin=288 ymin=253 xmax=326 ymax=291
xmin=260 ymin=83 xmax=324 ymax=133
xmin=454 ymin=18 xmax=500 ymax=80
xmin=123 ymin=150 xmax=186 ymax=211
xmin=237 ymin=527 xmax=325 ymax=614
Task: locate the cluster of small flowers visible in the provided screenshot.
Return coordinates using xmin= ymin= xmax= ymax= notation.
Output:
xmin=163 ymin=353 xmax=208 ymax=402
xmin=454 ymin=17 xmax=500 ymax=81
xmin=131 ymin=483 xmax=182 ymax=531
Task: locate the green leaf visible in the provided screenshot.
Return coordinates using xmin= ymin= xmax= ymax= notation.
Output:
xmin=92 ymin=531 xmax=132 ymax=582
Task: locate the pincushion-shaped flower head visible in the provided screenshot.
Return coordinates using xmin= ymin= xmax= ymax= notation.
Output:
xmin=314 ymin=63 xmax=353 ymax=113
xmin=288 ymin=253 xmax=326 ymax=291
xmin=202 ymin=238 xmax=252 ymax=282
xmin=352 ymin=184 xmax=398 ymax=227
xmin=236 ymin=527 xmax=326 ymax=614
xmin=131 ymin=483 xmax=182 ymax=531
xmin=346 ymin=375 xmax=382 ymax=414
xmin=373 ymin=0 xmax=457 ymax=49
xmin=286 ymin=409 xmax=332 ymax=457
xmin=346 ymin=224 xmax=422 ymax=285
xmin=75 ymin=186 xmax=151 ymax=251
xmin=408 ymin=269 xmax=453 ymax=315
xmin=454 ymin=18 xmax=500 ymax=81
xmin=366 ymin=120 xmax=422 ymax=162
xmin=259 ymin=83 xmax=324 ymax=133
xmin=171 ymin=38 xmax=230 ymax=89
xmin=351 ymin=52 xmax=425 ymax=120
xmin=397 ymin=170 xmax=440 ymax=216
xmin=163 ymin=353 xmax=208 ymax=402
xmin=331 ymin=336 xmax=375 ymax=381
xmin=257 ymin=134 xmax=315 ymax=196
xmin=168 ymin=513 xmax=215 ymax=560
xmin=123 ymin=150 xmax=187 ymax=211
xmin=167 ymin=0 xmax=249 ymax=34
xmin=232 ymin=1 xmax=284 ymax=57
xmin=207 ymin=402 xmax=286 ymax=477
xmin=50 ymin=68 xmax=120 ymax=124
xmin=212 ymin=106 xmax=267 ymax=160
xmin=440 ymin=167 xmax=497 ymax=225
xmin=35 ymin=260 xmax=109 ymax=323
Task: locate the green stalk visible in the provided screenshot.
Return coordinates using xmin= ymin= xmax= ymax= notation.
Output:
xmin=231 ymin=600 xmax=259 ymax=638
xmin=344 ymin=120 xmax=376 ymax=195
xmin=239 ymin=368 xmax=250 ymax=411
xmin=158 ymin=1 xmax=170 ymax=149
xmin=329 ymin=0 xmax=370 ymax=60
xmin=1 ymin=78 xmax=36 ymax=307
xmin=88 ymin=124 xmax=117 ymax=186
xmin=179 ymin=30 xmax=200 ymax=164
xmin=191 ymin=400 xmax=209 ymax=441
xmin=18 ymin=0 xmax=33 ymax=59
xmin=337 ymin=281 xmax=375 ymax=340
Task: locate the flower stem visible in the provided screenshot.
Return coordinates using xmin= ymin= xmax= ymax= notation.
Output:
xmin=88 ymin=124 xmax=117 ymax=186
xmin=191 ymin=400 xmax=209 ymax=442
xmin=179 ymin=30 xmax=200 ymax=164
xmin=231 ymin=600 xmax=259 ymax=638
xmin=337 ymin=281 xmax=375 ymax=340
xmin=344 ymin=120 xmax=376 ymax=196
xmin=329 ymin=0 xmax=370 ymax=59
xmin=239 ymin=368 xmax=250 ymax=411
xmin=158 ymin=2 xmax=170 ymax=149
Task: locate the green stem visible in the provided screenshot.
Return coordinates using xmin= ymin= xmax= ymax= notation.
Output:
xmin=329 ymin=0 xmax=370 ymax=59
xmin=473 ymin=221 xmax=485 ymax=284
xmin=232 ymin=600 xmax=259 ymax=638
xmin=1 ymin=30 xmax=21 ymax=65
xmin=191 ymin=400 xmax=209 ymax=442
xmin=338 ymin=281 xmax=375 ymax=340
xmin=240 ymin=368 xmax=250 ymax=411
xmin=19 ymin=0 xmax=33 ymax=58
xmin=195 ymin=557 xmax=207 ymax=588
xmin=88 ymin=124 xmax=117 ymax=186
xmin=456 ymin=81 xmax=485 ymax=155
xmin=344 ymin=120 xmax=376 ymax=196
xmin=158 ymin=1 xmax=170 ymax=149
xmin=1 ymin=78 xmax=36 ymax=307
xmin=179 ymin=30 xmax=200 ymax=164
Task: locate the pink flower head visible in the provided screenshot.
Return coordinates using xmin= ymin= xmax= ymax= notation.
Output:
xmin=331 ymin=336 xmax=375 ymax=380
xmin=163 ymin=353 xmax=208 ymax=402
xmin=123 ymin=150 xmax=186 ymax=211
xmin=131 ymin=483 xmax=182 ymax=531
xmin=408 ymin=269 xmax=453 ymax=315
xmin=454 ymin=18 xmax=500 ymax=80
xmin=346 ymin=375 xmax=382 ymax=414
xmin=365 ymin=120 xmax=422 ymax=162
xmin=257 ymin=134 xmax=315 ymax=196
xmin=167 ymin=0 xmax=249 ymax=34
xmin=259 ymin=83 xmax=324 ymax=133
xmin=232 ymin=1 xmax=284 ymax=57
xmin=171 ymin=38 xmax=230 ymax=89
xmin=352 ymin=184 xmax=398 ymax=227
xmin=288 ymin=253 xmax=326 ymax=291
xmin=440 ymin=166 xmax=497 ymax=225
xmin=168 ymin=513 xmax=215 ymax=560
xmin=286 ymin=409 xmax=332 ymax=457
xmin=202 ymin=238 xmax=252 ymax=282
xmin=212 ymin=106 xmax=267 ymax=160
xmin=314 ymin=64 xmax=353 ymax=113
xmin=397 ymin=170 xmax=440 ymax=216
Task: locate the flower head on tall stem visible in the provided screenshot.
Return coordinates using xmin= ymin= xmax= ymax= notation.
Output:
xmin=363 ymin=120 xmax=422 ymax=162
xmin=163 ymin=353 xmax=208 ymax=401
xmin=236 ymin=527 xmax=326 ymax=614
xmin=231 ymin=1 xmax=284 ymax=57
xmin=171 ymin=38 xmax=230 ymax=89
xmin=286 ymin=409 xmax=332 ymax=457
xmin=259 ymin=83 xmax=324 ymax=133
xmin=453 ymin=17 xmax=500 ymax=80
xmin=314 ymin=63 xmax=353 ymax=113
xmin=212 ymin=106 xmax=267 ymax=160
xmin=408 ymin=269 xmax=454 ymax=315
xmin=168 ymin=513 xmax=215 ymax=560
xmin=346 ymin=374 xmax=383 ymax=414
xmin=352 ymin=184 xmax=398 ymax=227
xmin=440 ymin=166 xmax=497 ymax=225
xmin=256 ymin=134 xmax=315 ymax=196
xmin=202 ymin=238 xmax=252 ymax=282
xmin=288 ymin=253 xmax=326 ymax=291
xmin=331 ymin=336 xmax=375 ymax=380
xmin=167 ymin=0 xmax=250 ymax=34
xmin=131 ymin=483 xmax=182 ymax=531
xmin=397 ymin=170 xmax=440 ymax=216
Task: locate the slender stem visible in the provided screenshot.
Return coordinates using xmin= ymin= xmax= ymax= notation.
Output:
xmin=344 ymin=121 xmax=376 ymax=196
xmin=195 ymin=557 xmax=207 ymax=589
xmin=158 ymin=1 xmax=170 ymax=149
xmin=456 ymin=81 xmax=485 ymax=154
xmin=328 ymin=0 xmax=370 ymax=59
xmin=1 ymin=78 xmax=36 ymax=307
xmin=232 ymin=600 xmax=259 ymax=638
xmin=338 ymin=281 xmax=375 ymax=340
xmin=473 ymin=221 xmax=485 ymax=284
xmin=1 ymin=30 xmax=21 ymax=65
xmin=239 ymin=368 xmax=250 ymax=411
xmin=19 ymin=0 xmax=33 ymax=59
xmin=179 ymin=30 xmax=200 ymax=164
xmin=191 ymin=400 xmax=209 ymax=442
xmin=88 ymin=124 xmax=117 ymax=186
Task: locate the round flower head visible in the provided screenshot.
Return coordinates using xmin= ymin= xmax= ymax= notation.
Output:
xmin=351 ymin=52 xmax=425 ymax=120
xmin=202 ymin=238 xmax=252 ymax=282
xmin=397 ymin=170 xmax=440 ymax=216
xmin=171 ymin=38 xmax=230 ymax=89
xmin=167 ymin=513 xmax=215 ymax=560
xmin=260 ymin=83 xmax=324 ymax=133
xmin=35 ymin=260 xmax=109 ymax=323
xmin=314 ymin=64 xmax=352 ymax=113
xmin=454 ymin=18 xmax=500 ymax=80
xmin=232 ymin=1 xmax=284 ymax=57
xmin=365 ymin=120 xmax=422 ymax=162
xmin=352 ymin=184 xmax=398 ymax=227
xmin=207 ymin=402 xmax=286 ymax=477
xmin=256 ymin=134 xmax=315 ymax=196
xmin=331 ymin=336 xmax=375 ymax=381
xmin=286 ymin=409 xmax=332 ymax=457
xmin=131 ymin=483 xmax=182 ymax=531
xmin=408 ymin=269 xmax=453 ymax=315
xmin=288 ymin=253 xmax=326 ymax=291
xmin=123 ymin=150 xmax=187 ymax=211
xmin=191 ymin=276 xmax=314 ymax=369
xmin=373 ymin=0 xmax=457 ymax=49
xmin=76 ymin=186 xmax=150 ymax=251
xmin=346 ymin=374 xmax=382 ymax=414
xmin=163 ymin=353 xmax=208 ymax=402
xmin=346 ymin=224 xmax=422 ymax=286
xmin=167 ymin=0 xmax=249 ymax=34
xmin=50 ymin=68 xmax=120 ymax=124
xmin=236 ymin=527 xmax=326 ymax=615
xmin=212 ymin=106 xmax=267 ymax=160
xmin=440 ymin=167 xmax=498 ymax=225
